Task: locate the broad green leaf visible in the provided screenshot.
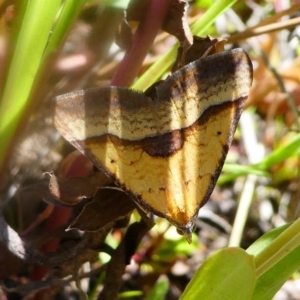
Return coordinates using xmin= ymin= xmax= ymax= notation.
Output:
xmin=247 ymin=224 xmax=290 ymax=256
xmin=180 ymin=247 xmax=255 ymax=300
xmin=247 ymin=222 xmax=300 ymax=300
xmin=250 ymin=218 xmax=300 ymax=277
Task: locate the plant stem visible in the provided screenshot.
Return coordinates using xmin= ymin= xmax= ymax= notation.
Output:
xmin=111 ymin=0 xmax=173 ymax=87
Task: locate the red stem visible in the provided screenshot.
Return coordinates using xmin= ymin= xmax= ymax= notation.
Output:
xmin=110 ymin=0 xmax=173 ymax=87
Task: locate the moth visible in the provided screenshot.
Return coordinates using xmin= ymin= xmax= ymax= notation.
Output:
xmin=54 ymin=48 xmax=253 ymax=239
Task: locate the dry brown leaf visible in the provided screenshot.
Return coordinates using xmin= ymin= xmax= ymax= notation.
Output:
xmin=172 ymin=36 xmax=226 ymax=71
xmin=68 ymin=188 xmax=135 ymax=232
xmin=48 ymin=171 xmax=111 ymax=205
xmin=122 ymin=0 xmax=192 ymax=48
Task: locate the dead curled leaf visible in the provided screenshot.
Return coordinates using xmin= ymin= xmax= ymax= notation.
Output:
xmin=162 ymin=0 xmax=193 ymax=45
xmin=172 ymin=36 xmax=226 ymax=71
xmin=115 ymin=14 xmax=133 ymax=51
xmin=47 ymin=171 xmax=112 ymax=205
xmin=144 ymin=36 xmax=226 ymax=98
xmin=68 ymin=188 xmax=136 ymax=232
xmin=116 ymin=0 xmax=192 ymax=50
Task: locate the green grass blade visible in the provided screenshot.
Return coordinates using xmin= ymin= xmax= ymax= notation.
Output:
xmin=219 ymin=133 xmax=300 ymax=184
xmin=0 ymin=0 xmax=86 ymax=173
xmin=255 ymin=133 xmax=300 ymax=170
xmin=0 ymin=0 xmax=62 ymax=171
xmin=43 ymin=0 xmax=86 ymax=60
xmin=190 ymin=0 xmax=237 ymax=33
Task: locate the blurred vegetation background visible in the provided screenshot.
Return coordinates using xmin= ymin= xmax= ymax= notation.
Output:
xmin=0 ymin=0 xmax=300 ymax=299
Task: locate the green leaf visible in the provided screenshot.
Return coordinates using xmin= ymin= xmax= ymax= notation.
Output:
xmin=43 ymin=0 xmax=86 ymax=60
xmin=247 ymin=224 xmax=290 ymax=257
xmin=145 ymin=276 xmax=169 ymax=300
xmin=118 ymin=291 xmax=143 ymax=298
xmin=194 ymin=0 xmax=214 ymax=9
xmin=0 ymin=0 xmax=85 ymax=172
xmin=0 ymin=0 xmax=61 ymax=170
xmin=219 ymin=133 xmax=300 ymax=184
xmin=247 ymin=222 xmax=300 ymax=300
xmin=219 ymin=164 xmax=268 ymax=184
xmin=255 ymin=133 xmax=300 ymax=170
xmin=180 ymin=247 xmax=255 ymax=300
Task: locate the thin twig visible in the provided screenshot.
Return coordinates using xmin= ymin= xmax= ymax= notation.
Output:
xmin=227 ymin=16 xmax=300 ymax=44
